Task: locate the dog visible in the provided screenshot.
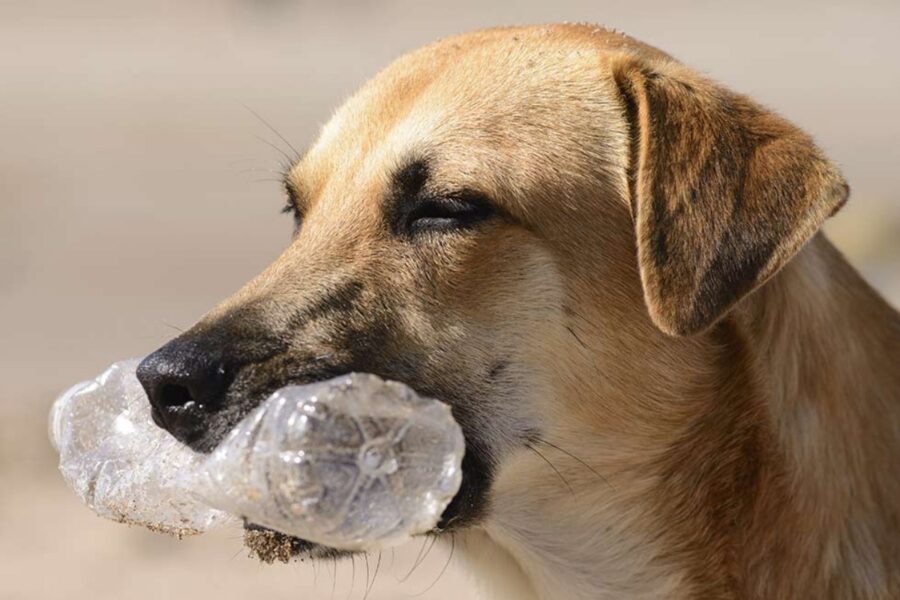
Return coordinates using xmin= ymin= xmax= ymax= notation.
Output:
xmin=135 ymin=24 xmax=900 ymax=599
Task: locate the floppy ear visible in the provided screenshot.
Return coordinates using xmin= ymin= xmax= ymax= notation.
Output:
xmin=613 ymin=59 xmax=849 ymax=336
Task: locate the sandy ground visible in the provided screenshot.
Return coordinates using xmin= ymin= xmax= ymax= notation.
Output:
xmin=1 ymin=1 xmax=898 ymax=599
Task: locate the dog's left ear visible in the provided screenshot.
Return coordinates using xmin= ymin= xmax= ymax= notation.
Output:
xmin=612 ymin=58 xmax=848 ymax=336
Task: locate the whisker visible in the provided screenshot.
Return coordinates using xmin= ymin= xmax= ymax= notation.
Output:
xmin=331 ymin=556 xmax=338 ymax=600
xmin=242 ymin=103 xmax=302 ymax=160
xmin=566 ymin=324 xmax=589 ymax=350
xmin=254 ymin=134 xmax=296 ymax=166
xmin=237 ymin=167 xmax=287 ymax=176
xmin=417 ymin=535 xmax=439 ymax=574
xmin=227 ymin=157 xmax=264 ymax=165
xmin=534 ymin=437 xmax=614 ymax=490
xmin=364 ymin=552 xmax=382 ymax=599
xmin=163 ymin=322 xmax=185 ymax=333
xmin=363 ymin=554 xmax=371 ymax=600
xmin=346 ymin=555 xmax=355 ymax=600
xmin=413 ymin=534 xmax=455 ymax=597
xmin=526 ymin=443 xmax=575 ymax=495
xmin=398 ymin=536 xmax=432 ymax=582
xmin=567 ymin=306 xmax=603 ymax=331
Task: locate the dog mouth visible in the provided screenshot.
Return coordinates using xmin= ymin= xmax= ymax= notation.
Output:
xmin=172 ymin=366 xmax=494 ymax=562
xmin=239 ymin=443 xmax=487 ymax=564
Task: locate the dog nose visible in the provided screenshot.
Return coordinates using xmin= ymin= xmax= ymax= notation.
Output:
xmin=136 ymin=338 xmax=234 ymax=446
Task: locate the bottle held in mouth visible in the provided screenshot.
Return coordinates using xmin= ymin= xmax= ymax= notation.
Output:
xmin=192 ymin=373 xmax=465 ymax=550
xmin=50 ymin=361 xmax=465 ymax=550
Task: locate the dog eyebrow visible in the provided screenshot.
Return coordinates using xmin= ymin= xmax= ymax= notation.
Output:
xmin=393 ymin=158 xmax=430 ymax=197
xmin=385 ymin=157 xmax=431 ymax=233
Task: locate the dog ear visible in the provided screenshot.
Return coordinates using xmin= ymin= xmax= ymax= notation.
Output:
xmin=612 ymin=59 xmax=848 ymax=336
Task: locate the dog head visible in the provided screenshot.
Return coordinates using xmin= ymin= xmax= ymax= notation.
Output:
xmin=136 ymin=25 xmax=846 ymax=558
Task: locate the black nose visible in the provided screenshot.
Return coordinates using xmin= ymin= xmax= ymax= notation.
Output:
xmin=136 ymin=337 xmax=236 ymax=446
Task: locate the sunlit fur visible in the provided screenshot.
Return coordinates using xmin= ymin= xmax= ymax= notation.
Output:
xmin=182 ymin=25 xmax=899 ymax=598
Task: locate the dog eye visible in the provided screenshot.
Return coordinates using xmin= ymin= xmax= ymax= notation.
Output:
xmin=405 ymin=194 xmax=494 ymax=235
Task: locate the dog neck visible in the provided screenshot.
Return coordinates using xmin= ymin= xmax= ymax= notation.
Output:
xmin=467 ymin=234 xmax=900 ymax=599
xmin=730 ymin=234 xmax=900 ymax=598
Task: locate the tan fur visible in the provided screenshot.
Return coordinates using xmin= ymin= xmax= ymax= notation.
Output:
xmin=194 ymin=24 xmax=899 ymax=598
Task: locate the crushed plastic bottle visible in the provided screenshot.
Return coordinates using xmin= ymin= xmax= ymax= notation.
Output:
xmin=49 ymin=359 xmax=228 ymax=536
xmin=192 ymin=374 xmax=465 ymax=549
xmin=49 ymin=360 xmax=465 ymax=551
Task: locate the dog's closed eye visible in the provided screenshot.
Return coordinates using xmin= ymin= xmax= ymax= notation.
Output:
xmin=404 ymin=193 xmax=495 ymax=235
xmin=388 ymin=158 xmax=496 ymax=237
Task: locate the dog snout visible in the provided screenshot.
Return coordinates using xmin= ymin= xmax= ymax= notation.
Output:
xmin=136 ymin=337 xmax=237 ymax=446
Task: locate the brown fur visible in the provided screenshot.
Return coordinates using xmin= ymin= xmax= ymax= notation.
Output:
xmin=150 ymin=24 xmax=900 ymax=599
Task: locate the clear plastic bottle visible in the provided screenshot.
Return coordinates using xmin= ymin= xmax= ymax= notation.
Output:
xmin=50 ymin=361 xmax=465 ymax=550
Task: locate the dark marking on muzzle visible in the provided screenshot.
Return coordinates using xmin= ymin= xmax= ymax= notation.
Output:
xmin=291 ymin=279 xmax=365 ymax=324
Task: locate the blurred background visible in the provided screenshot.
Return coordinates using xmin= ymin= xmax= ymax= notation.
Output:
xmin=1 ymin=1 xmax=897 ymax=599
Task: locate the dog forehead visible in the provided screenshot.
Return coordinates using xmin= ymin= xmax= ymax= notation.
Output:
xmin=289 ymin=25 xmax=665 ymax=215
